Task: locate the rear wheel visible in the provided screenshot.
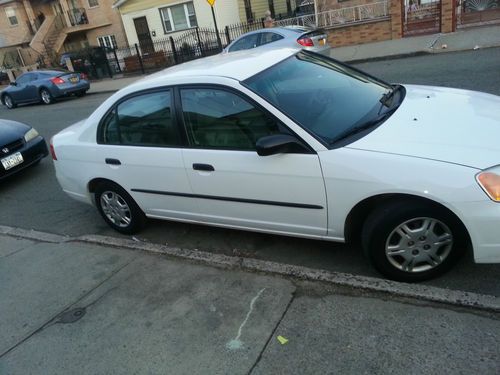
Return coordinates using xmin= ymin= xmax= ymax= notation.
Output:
xmin=40 ymin=88 xmax=54 ymax=105
xmin=94 ymin=182 xmax=146 ymax=234
xmin=362 ymin=200 xmax=466 ymax=282
xmin=3 ymin=94 xmax=16 ymax=109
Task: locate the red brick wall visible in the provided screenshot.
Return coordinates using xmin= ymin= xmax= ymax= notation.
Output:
xmin=326 ymin=19 xmax=393 ymax=47
xmin=441 ymin=0 xmax=455 ymax=32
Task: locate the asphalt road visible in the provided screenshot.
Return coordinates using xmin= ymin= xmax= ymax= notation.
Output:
xmin=1 ymin=48 xmax=499 ymax=296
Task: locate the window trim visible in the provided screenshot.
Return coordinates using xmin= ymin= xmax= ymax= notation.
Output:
xmin=175 ymin=84 xmax=314 ymax=154
xmin=5 ymin=7 xmax=18 ymax=26
xmin=97 ymin=87 xmax=185 ymax=148
xmin=97 ymin=34 xmax=117 ymax=49
xmin=159 ymin=1 xmax=197 ymax=34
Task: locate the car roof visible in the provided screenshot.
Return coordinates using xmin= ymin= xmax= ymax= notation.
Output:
xmin=230 ymin=26 xmax=313 ymax=39
xmin=136 ymin=48 xmax=298 ymax=86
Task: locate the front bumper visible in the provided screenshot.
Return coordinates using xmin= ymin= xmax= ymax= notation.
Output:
xmin=0 ymin=136 xmax=48 ymax=180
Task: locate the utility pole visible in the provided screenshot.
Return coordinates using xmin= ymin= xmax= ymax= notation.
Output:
xmin=207 ymin=0 xmax=222 ymax=50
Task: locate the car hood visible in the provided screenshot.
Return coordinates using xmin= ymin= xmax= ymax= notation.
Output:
xmin=0 ymin=119 xmax=30 ymax=144
xmin=348 ymin=85 xmax=500 ymax=170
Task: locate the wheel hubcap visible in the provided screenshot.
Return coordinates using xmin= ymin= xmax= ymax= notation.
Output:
xmin=100 ymin=191 xmax=132 ymax=228
xmin=41 ymin=91 xmax=50 ymax=103
xmin=385 ymin=217 xmax=453 ymax=273
xmin=5 ymin=96 xmax=12 ymax=107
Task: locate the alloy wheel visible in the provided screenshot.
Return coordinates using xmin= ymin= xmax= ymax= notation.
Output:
xmin=4 ymin=95 xmax=13 ymax=109
xmin=41 ymin=90 xmax=52 ymax=104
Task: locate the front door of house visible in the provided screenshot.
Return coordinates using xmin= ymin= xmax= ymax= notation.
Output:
xmin=134 ymin=17 xmax=154 ymax=54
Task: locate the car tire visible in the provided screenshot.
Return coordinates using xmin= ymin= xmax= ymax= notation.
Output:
xmin=361 ymin=199 xmax=466 ymax=282
xmin=94 ymin=182 xmax=147 ymax=234
xmin=40 ymin=88 xmax=54 ymax=105
xmin=3 ymin=94 xmax=17 ymax=109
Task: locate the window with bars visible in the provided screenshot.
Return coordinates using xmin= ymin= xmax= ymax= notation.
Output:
xmin=97 ymin=35 xmax=117 ymax=49
xmin=5 ymin=7 xmax=18 ymax=26
xmin=88 ymin=0 xmax=99 ymax=8
xmin=160 ymin=1 xmax=197 ymax=33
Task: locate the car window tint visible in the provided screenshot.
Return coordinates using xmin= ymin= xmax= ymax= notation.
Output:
xmin=259 ymin=32 xmax=284 ymax=46
xmin=180 ymin=88 xmax=281 ymax=150
xmin=16 ymin=74 xmax=31 ymax=85
xmin=103 ymin=91 xmax=180 ymax=147
xmin=245 ymin=52 xmax=390 ymax=145
xmin=228 ymin=34 xmax=259 ymax=52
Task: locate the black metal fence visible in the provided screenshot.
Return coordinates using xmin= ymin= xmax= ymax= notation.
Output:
xmin=65 ymin=21 xmax=270 ymax=79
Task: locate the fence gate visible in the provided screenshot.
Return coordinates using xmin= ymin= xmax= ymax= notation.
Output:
xmin=456 ymin=0 xmax=500 ymax=28
xmin=403 ymin=0 xmax=441 ymax=36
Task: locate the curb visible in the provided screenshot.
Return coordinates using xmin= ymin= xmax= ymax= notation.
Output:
xmin=2 ymin=225 xmax=499 ymax=313
xmin=344 ymin=44 xmax=500 ymax=64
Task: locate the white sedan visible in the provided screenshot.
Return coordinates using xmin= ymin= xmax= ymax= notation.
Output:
xmin=51 ymin=48 xmax=500 ymax=282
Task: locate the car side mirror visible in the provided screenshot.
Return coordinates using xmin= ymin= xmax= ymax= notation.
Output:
xmin=10 ymin=81 xmax=17 ymax=86
xmin=256 ymin=134 xmax=310 ymax=156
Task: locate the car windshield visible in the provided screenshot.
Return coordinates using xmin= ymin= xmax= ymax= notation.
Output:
xmin=243 ymin=51 xmax=395 ymax=146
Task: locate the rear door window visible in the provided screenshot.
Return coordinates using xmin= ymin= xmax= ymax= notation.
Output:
xmin=228 ymin=34 xmax=260 ymax=52
xmin=259 ymin=32 xmax=284 ymax=46
xmin=101 ymin=90 xmax=181 ymax=147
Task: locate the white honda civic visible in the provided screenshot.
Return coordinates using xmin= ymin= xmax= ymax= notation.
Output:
xmin=51 ymin=48 xmax=500 ymax=282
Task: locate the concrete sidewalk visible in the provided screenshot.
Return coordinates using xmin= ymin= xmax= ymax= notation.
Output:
xmin=1 ymin=230 xmax=499 ymax=374
xmin=330 ymin=24 xmax=500 ymax=62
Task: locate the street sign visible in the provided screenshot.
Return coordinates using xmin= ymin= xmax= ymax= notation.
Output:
xmin=206 ymin=0 xmax=215 ymax=6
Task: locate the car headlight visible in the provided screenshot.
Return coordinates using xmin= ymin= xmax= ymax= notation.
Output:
xmin=476 ymin=166 xmax=500 ymax=202
xmin=24 ymin=128 xmax=39 ymax=143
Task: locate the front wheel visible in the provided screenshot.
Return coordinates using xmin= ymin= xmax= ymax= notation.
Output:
xmin=40 ymin=88 xmax=54 ymax=105
xmin=362 ymin=200 xmax=467 ymax=282
xmin=94 ymin=182 xmax=147 ymax=234
xmin=3 ymin=94 xmax=16 ymax=109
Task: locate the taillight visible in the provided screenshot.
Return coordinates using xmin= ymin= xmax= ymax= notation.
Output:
xmin=49 ymin=137 xmax=57 ymax=160
xmin=51 ymin=77 xmax=65 ymax=85
xmin=80 ymin=73 xmax=87 ymax=80
xmin=297 ymin=37 xmax=314 ymax=47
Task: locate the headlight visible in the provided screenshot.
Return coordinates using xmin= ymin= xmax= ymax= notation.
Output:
xmin=476 ymin=167 xmax=500 ymax=202
xmin=24 ymin=128 xmax=39 ymax=143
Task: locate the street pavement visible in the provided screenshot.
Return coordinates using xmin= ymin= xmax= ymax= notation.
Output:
xmin=1 ymin=232 xmax=499 ymax=374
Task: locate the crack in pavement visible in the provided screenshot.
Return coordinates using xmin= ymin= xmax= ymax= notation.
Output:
xmin=247 ymin=288 xmax=297 ymax=375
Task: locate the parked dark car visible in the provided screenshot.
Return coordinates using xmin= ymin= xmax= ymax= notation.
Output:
xmin=0 ymin=119 xmax=48 ymax=179
xmin=0 ymin=70 xmax=90 ymax=109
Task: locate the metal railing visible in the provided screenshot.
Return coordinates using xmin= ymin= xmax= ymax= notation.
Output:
xmin=275 ymin=1 xmax=390 ymax=28
xmin=68 ymin=8 xmax=89 ymax=26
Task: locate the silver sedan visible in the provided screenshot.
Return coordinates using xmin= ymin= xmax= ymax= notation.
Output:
xmin=223 ymin=26 xmax=330 ymax=54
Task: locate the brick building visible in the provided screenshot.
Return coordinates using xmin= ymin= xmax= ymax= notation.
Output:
xmin=0 ymin=0 xmax=128 ymax=69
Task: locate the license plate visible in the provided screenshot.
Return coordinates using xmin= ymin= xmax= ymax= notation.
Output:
xmin=69 ymin=77 xmax=79 ymax=83
xmin=1 ymin=152 xmax=24 ymax=170
xmin=319 ymin=39 xmax=326 ymax=46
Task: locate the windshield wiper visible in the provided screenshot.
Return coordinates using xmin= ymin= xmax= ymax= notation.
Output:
xmin=330 ymin=108 xmax=398 ymax=145
xmin=380 ymin=84 xmax=404 ymax=108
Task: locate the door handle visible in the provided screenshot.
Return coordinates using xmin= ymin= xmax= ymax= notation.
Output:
xmin=105 ymin=158 xmax=121 ymax=165
xmin=193 ymin=163 xmax=214 ymax=172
